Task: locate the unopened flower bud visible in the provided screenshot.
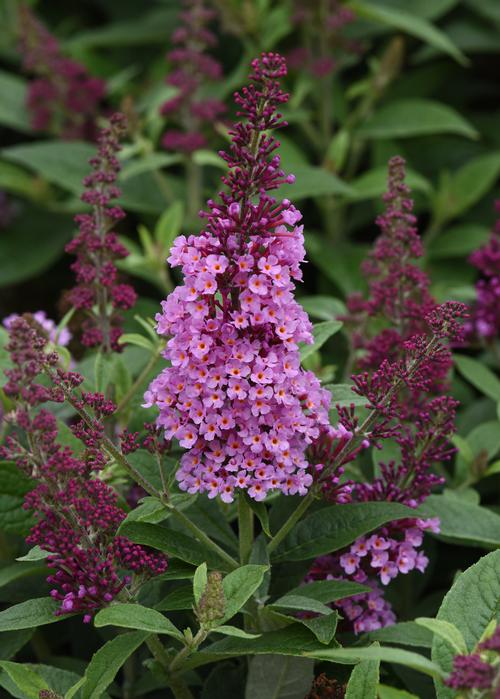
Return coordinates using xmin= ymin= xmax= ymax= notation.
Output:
xmin=196 ymin=571 xmax=225 ymax=626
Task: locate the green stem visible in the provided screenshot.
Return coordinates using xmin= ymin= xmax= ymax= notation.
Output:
xmin=169 ymin=505 xmax=239 ymax=571
xmin=186 ymin=156 xmax=202 ymax=222
xmin=116 ymin=347 xmax=162 ymax=416
xmin=238 ymin=494 xmax=254 ymax=565
xmin=169 ymin=628 xmax=207 ymax=674
xmin=146 ymin=636 xmax=194 ymax=699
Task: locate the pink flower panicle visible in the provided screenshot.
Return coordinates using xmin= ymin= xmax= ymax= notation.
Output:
xmin=145 ymin=53 xmax=331 ymax=502
xmin=18 ymin=5 xmax=105 ymax=140
xmin=161 ymin=0 xmax=226 ymax=153
xmin=467 ymin=201 xmax=500 ymax=341
xmin=66 ymin=113 xmax=137 ymax=352
xmin=1 ymin=317 xmax=167 ymax=622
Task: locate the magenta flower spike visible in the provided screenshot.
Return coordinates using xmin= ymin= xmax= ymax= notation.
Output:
xmin=18 ymin=4 xmax=105 ymax=141
xmin=66 ymin=113 xmax=137 ymax=352
xmin=1 ymin=318 xmax=167 ymax=621
xmin=161 ymin=0 xmax=226 ymax=153
xmin=467 ymin=202 xmax=500 ymax=342
xmin=145 ymin=53 xmax=331 ymax=503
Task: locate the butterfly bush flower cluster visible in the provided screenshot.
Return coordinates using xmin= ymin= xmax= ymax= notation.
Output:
xmin=66 ymin=113 xmax=137 ymax=352
xmin=3 ymin=311 xmax=71 ymax=347
xmin=307 ymin=159 xmax=465 ymax=634
xmin=446 ymin=625 xmax=500 ymax=696
xmin=1 ymin=317 xmax=167 ymax=622
xmin=160 ymin=0 xmax=226 ymax=153
xmin=145 ymin=53 xmax=331 ymax=502
xmin=288 ymin=1 xmax=359 ymax=78
xmin=466 ymin=203 xmax=500 ymax=343
xmin=18 ymin=4 xmax=105 ymax=140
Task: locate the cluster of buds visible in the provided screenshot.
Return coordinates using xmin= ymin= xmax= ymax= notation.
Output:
xmin=18 ymin=4 xmax=105 ymax=140
xmin=288 ymin=1 xmax=359 ymax=78
xmin=446 ymin=625 xmax=500 ymax=695
xmin=65 ymin=113 xmax=137 ymax=352
xmin=305 ymin=673 xmax=346 ymax=699
xmin=160 ymin=0 xmax=226 ymax=153
xmin=308 ymin=157 xmax=466 ymax=634
xmin=466 ymin=202 xmax=500 ymax=343
xmin=1 ymin=317 xmax=167 ymax=622
xmin=195 ymin=571 xmax=226 ymax=627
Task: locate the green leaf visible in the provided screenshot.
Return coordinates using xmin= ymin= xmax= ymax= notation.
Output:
xmin=245 ymin=497 xmax=271 ymax=537
xmin=300 ymin=321 xmax=343 ymax=362
xmin=0 ymin=598 xmax=67 ymax=631
xmin=0 ymin=161 xmax=41 ymax=200
xmin=415 ymin=618 xmax=467 ymax=655
xmin=0 ymin=72 xmax=31 ymax=133
xmin=183 ymin=625 xmax=340 ymax=670
xmin=299 ymin=613 xmax=339 ymax=645
xmin=0 ymin=630 xmax=33 ymax=662
xmin=432 ymin=550 xmax=500 ymax=699
xmin=93 ymin=352 xmax=115 ymax=394
xmin=349 ymin=167 xmax=432 ymax=201
xmin=186 ymin=498 xmax=239 ymax=552
xmin=306 ymin=645 xmax=444 ymax=680
xmin=81 ymin=631 xmax=149 ymax=699
xmin=299 ymin=296 xmax=347 ymax=321
xmin=368 ymin=621 xmax=433 ymax=648
xmin=1 ymin=141 xmax=94 ymax=195
xmin=119 ymin=333 xmax=155 ymax=352
xmin=0 ymin=664 xmax=84 ymax=699
xmin=428 ymin=224 xmax=490 ymax=259
xmin=0 ymin=562 xmax=46 ymax=589
xmin=119 ymin=521 xmax=233 ymax=570
xmin=285 ymin=579 xmax=370 ymax=603
xmin=306 ymin=235 xmax=368 ymax=295
xmin=324 ymin=384 xmax=368 ymax=408
xmin=94 ymin=603 xmax=183 ymax=641
xmin=272 ymin=502 xmax=412 ymax=561
xmin=155 ymin=201 xmax=184 ymax=250
xmin=467 ymin=421 xmax=500 ymax=460
xmin=119 ymin=497 xmax=168 ymax=526
xmin=192 ymin=150 xmax=226 ymax=168
xmin=0 ymin=461 xmax=34 ymax=535
xmin=66 ymin=8 xmax=177 ymax=48
xmin=269 ymin=595 xmax=334 ymax=616
xmin=277 ymin=166 xmax=354 ymax=200
xmin=378 ymin=685 xmax=419 ymax=699
xmin=193 ymin=562 xmax=208 ymax=606
xmin=155 ymin=585 xmax=194 ymax=612
xmin=345 ymin=643 xmax=380 ymax=699
xmin=245 ymin=655 xmax=314 ymax=699
xmin=214 ymin=626 xmax=261 ymax=639
xmin=0 ymin=205 xmax=72 ymax=287
xmin=221 ymin=565 xmax=269 ymax=623
xmin=0 ymin=661 xmax=48 ymax=699
xmin=417 ymin=494 xmax=500 ymax=548
xmin=454 ymin=355 xmax=500 ymax=402
xmin=445 ymin=152 xmax=500 ymax=218
xmin=357 ymin=100 xmax=477 ymax=140
xmin=121 ymin=153 xmax=182 ymax=180
xmin=347 ymin=1 xmax=467 ymax=64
